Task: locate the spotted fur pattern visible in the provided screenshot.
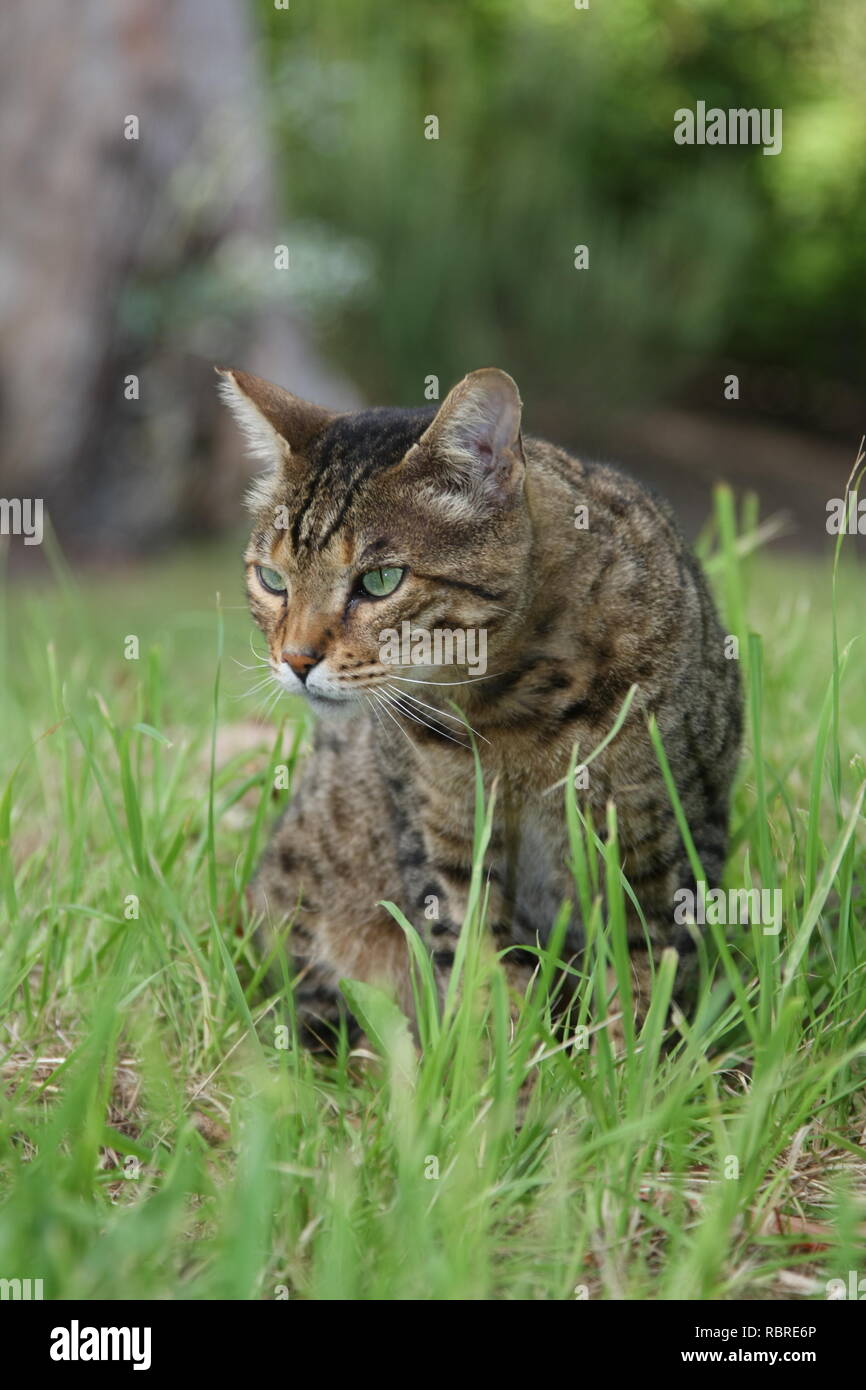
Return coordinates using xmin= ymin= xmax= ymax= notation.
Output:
xmin=219 ymin=366 xmax=742 ymax=1049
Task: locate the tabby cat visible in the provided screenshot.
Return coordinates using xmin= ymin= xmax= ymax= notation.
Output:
xmin=219 ymin=366 xmax=742 ymax=1049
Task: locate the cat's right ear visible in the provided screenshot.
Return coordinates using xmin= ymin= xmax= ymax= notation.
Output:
xmin=412 ymin=368 xmax=525 ymax=507
xmin=215 ymin=368 xmax=335 ymax=468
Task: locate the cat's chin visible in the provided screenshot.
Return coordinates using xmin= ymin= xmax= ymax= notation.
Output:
xmin=301 ymin=691 xmax=363 ymax=721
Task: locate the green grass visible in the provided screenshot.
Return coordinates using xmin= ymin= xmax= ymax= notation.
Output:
xmin=1 ymin=493 xmax=865 ymax=1302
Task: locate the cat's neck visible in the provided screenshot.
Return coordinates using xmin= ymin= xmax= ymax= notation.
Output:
xmin=458 ymin=454 xmax=601 ymax=722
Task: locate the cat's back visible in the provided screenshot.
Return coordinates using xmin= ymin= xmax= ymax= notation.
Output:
xmin=518 ymin=430 xmax=740 ymax=768
xmin=524 ymin=433 xmax=687 ymax=551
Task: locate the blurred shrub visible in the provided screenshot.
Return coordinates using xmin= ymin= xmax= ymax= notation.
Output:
xmin=255 ymin=0 xmax=866 ymax=427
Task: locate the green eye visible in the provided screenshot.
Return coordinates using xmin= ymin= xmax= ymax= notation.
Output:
xmin=360 ymin=566 xmax=404 ymax=598
xmin=257 ymin=565 xmax=287 ymax=594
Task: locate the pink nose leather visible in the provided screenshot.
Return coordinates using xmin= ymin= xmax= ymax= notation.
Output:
xmin=283 ymin=651 xmax=320 ymax=682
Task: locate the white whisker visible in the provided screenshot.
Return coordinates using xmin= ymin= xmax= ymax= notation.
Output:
xmin=363 ymin=691 xmax=388 ymax=737
xmin=233 ymin=674 xmax=277 ymax=702
xmin=386 ymin=683 xmax=489 ymax=745
xmin=370 ymin=690 xmax=416 ymax=750
xmin=379 ymin=688 xmax=472 ymax=750
xmin=233 ymin=657 xmax=271 ymax=672
xmin=388 ymin=670 xmax=500 ymax=687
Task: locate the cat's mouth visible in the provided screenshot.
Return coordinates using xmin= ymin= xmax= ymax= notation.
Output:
xmin=272 ymin=661 xmax=363 ymax=714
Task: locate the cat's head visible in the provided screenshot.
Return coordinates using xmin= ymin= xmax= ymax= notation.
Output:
xmin=218 ymin=366 xmax=531 ymax=716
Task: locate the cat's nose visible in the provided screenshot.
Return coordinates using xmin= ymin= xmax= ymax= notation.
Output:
xmin=283 ymin=650 xmax=322 ymax=683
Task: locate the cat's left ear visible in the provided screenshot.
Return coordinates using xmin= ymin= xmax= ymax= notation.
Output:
xmin=416 ymin=368 xmax=525 ymax=503
xmin=216 ymin=367 xmax=335 ymax=468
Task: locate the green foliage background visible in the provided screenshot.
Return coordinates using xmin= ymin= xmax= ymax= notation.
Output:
xmin=255 ymin=0 xmax=865 ymax=430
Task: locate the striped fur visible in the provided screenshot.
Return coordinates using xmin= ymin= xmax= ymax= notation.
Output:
xmin=220 ymin=367 xmax=742 ymax=1049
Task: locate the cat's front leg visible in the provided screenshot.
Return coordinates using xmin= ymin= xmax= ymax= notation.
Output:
xmin=397 ymin=826 xmax=544 ymax=1013
xmin=250 ymin=790 xmax=415 ymax=1051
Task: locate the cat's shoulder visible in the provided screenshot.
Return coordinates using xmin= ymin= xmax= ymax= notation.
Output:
xmin=525 ymin=435 xmax=686 ymax=539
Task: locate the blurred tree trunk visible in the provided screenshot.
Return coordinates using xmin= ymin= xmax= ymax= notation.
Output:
xmin=0 ymin=0 xmax=357 ymax=558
